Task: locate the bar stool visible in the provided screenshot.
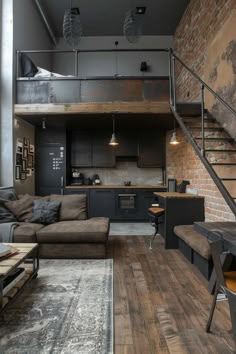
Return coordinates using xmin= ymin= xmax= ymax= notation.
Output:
xmin=148 ymin=206 xmax=165 ymax=249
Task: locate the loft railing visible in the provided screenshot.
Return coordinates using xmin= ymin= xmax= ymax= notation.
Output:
xmin=168 ymin=48 xmax=236 ymax=156
xmin=16 ymin=48 xmax=169 ymax=79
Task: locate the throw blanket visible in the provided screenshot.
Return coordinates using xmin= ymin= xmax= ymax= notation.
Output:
xmin=0 ymin=222 xmax=19 ymax=242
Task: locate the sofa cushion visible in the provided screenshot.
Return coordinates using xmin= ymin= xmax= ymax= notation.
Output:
xmin=13 ymin=222 xmax=45 ymax=243
xmin=5 ymin=194 xmax=49 ymax=222
xmin=30 ymin=200 xmax=61 ymax=224
xmin=50 ymin=194 xmax=87 ymax=221
xmin=0 ymin=188 xmax=17 ymax=223
xmin=174 ymin=225 xmax=211 ymax=260
xmin=36 ymin=217 xmax=109 ymax=243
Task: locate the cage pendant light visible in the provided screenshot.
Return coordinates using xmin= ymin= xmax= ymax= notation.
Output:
xmin=63 ymin=1 xmax=82 ymax=47
xmin=123 ymin=8 xmax=142 ymax=43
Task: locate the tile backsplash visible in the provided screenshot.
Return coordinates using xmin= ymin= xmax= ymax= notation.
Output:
xmin=75 ymin=161 xmax=164 ymax=186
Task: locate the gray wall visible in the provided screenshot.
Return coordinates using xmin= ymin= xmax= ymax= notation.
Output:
xmin=52 ymin=36 xmax=172 ymax=77
xmin=14 ymin=118 xmax=35 ymax=195
xmin=74 ymin=162 xmax=164 ymax=186
xmin=13 ymin=0 xmax=53 ymax=72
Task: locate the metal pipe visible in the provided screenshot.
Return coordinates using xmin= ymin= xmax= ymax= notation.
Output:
xmin=75 ymin=50 xmax=79 ymax=76
xmin=172 ymin=52 xmax=236 ymax=120
xmin=34 ymin=0 xmax=57 ymax=46
xmin=17 ymin=48 xmax=169 ymax=54
xmin=168 ymin=49 xmax=173 ymax=106
xmin=172 ymin=56 xmax=176 ymax=111
xmin=200 ymin=84 xmax=205 ymax=156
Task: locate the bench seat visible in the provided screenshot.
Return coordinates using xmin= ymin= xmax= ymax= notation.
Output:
xmin=174 ymin=225 xmax=213 ymax=279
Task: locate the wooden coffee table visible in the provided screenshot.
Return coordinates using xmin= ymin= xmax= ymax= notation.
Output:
xmin=0 ymin=243 xmax=39 ymax=312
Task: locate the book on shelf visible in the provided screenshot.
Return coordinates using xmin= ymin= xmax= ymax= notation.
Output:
xmin=2 ymin=267 xmax=25 ymax=296
xmin=0 ymin=244 xmax=18 ymax=259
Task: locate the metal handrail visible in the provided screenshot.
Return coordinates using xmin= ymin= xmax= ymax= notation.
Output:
xmin=170 ymin=49 xmax=236 ymax=120
xmin=16 ymin=48 xmax=169 ymax=78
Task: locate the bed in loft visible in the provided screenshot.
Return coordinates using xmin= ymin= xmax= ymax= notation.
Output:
xmin=15 ymin=50 xmax=171 ymax=115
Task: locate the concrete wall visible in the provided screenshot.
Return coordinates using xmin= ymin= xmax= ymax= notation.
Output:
xmin=14 ymin=118 xmax=35 ymax=195
xmin=13 ymin=0 xmax=53 ymax=73
xmin=52 ymin=36 xmax=172 ymax=77
xmin=74 ymin=161 xmax=164 ymax=186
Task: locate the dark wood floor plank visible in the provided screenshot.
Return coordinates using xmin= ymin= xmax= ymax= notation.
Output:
xmin=110 ymin=236 xmax=235 ymax=354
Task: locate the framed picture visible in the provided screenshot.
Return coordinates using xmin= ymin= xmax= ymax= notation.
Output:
xmin=23 ymin=148 xmax=28 ymax=159
xmin=16 ymin=153 xmax=22 ymax=165
xmin=27 ymin=154 xmax=33 ymax=168
xmin=16 ymin=139 xmax=23 ymax=154
xmin=21 ymin=172 xmax=26 ymax=180
xmin=23 ymin=138 xmax=29 ymax=148
xmin=15 ymin=166 xmax=21 ymax=180
xmin=22 ymin=159 xmax=27 ymax=171
xmin=26 ymin=168 xmax=32 ymax=176
xmin=29 ymin=144 xmax=34 ymax=153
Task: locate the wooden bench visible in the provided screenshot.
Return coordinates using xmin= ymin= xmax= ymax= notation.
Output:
xmin=174 ymin=225 xmax=213 ymax=279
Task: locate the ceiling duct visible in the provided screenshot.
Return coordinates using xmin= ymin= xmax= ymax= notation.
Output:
xmin=34 ymin=0 xmax=57 ymax=46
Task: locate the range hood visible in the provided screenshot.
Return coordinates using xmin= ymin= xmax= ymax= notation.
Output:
xmin=116 ymin=156 xmax=138 ymax=162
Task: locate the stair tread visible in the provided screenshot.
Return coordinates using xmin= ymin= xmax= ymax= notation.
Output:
xmin=195 ymin=137 xmax=234 ymax=141
xmin=189 ymin=127 xmax=224 ymax=131
xmin=205 ymin=149 xmax=236 ymax=152
xmin=221 ymin=178 xmax=236 ymax=181
xmin=211 ymin=163 xmax=236 ymax=165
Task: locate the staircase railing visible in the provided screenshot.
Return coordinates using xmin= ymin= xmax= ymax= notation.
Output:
xmin=168 ymin=48 xmax=236 ymax=216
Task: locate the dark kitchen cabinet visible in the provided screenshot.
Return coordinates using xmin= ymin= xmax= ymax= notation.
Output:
xmin=155 ymin=192 xmax=205 ymax=249
xmin=92 ymin=134 xmax=115 ymax=167
xmin=138 ymin=131 xmax=165 ymax=167
xmin=35 ymin=128 xmax=66 ymax=196
xmin=115 ymin=132 xmax=137 ymax=157
xmin=89 ymin=189 xmax=115 ymax=218
xmin=71 ymin=131 xmax=92 ymax=167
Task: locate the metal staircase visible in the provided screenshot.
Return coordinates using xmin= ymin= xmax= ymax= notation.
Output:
xmin=168 ymin=49 xmax=236 ymax=216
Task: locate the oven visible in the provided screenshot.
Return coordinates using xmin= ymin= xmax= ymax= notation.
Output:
xmin=117 ymin=192 xmax=138 ymax=218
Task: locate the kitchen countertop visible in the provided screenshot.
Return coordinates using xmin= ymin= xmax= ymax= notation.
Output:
xmin=65 ymin=185 xmax=167 ymax=189
xmin=154 ymin=192 xmax=204 ymax=198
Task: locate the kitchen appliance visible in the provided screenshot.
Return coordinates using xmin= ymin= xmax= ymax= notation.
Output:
xmin=117 ymin=192 xmax=137 ymax=218
xmin=92 ymin=174 xmax=101 ymax=185
xmin=71 ymin=170 xmax=84 ymax=185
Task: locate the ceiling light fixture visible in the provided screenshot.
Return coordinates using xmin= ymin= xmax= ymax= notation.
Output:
xmin=170 ymin=119 xmax=180 ymax=145
xmin=109 ymin=117 xmax=119 ymax=146
xmin=63 ymin=1 xmax=82 ymax=47
xmin=123 ymin=6 xmax=146 ymax=43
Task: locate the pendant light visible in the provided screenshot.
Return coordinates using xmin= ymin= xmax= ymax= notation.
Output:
xmin=109 ymin=117 xmax=119 ymax=146
xmin=63 ymin=1 xmax=82 ymax=47
xmin=170 ymin=119 xmax=180 ymax=145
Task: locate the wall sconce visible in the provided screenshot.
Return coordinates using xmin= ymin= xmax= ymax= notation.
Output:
xmin=140 ymin=61 xmax=148 ymax=72
xmin=14 ymin=118 xmax=20 ymax=129
xmin=109 ymin=117 xmax=119 ymax=146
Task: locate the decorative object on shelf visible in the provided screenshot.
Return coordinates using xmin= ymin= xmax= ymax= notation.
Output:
xmin=109 ymin=117 xmax=119 ymax=146
xmin=170 ymin=118 xmax=180 ymax=145
xmin=63 ymin=1 xmax=82 ymax=47
xmin=123 ymin=6 xmax=146 ymax=43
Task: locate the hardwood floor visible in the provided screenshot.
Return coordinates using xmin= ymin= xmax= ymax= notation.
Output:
xmin=108 ymin=236 xmax=235 ymax=354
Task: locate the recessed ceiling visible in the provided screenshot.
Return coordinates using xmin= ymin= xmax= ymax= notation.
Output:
xmin=39 ymin=0 xmax=189 ymax=37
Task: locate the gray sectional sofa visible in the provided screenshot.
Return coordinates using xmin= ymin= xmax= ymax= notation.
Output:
xmin=0 ymin=188 xmax=110 ymax=258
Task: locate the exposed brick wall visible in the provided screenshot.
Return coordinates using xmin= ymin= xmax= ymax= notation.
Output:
xmin=174 ymin=0 xmax=236 ymax=101
xmin=166 ymin=129 xmax=235 ymax=221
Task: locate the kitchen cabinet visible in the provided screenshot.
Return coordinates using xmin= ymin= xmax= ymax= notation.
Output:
xmin=138 ymin=131 xmax=165 ymax=167
xmin=70 ymin=131 xmax=115 ymax=167
xmin=138 ymin=188 xmax=166 ymax=219
xmin=115 ymin=132 xmax=137 ymax=157
xmin=92 ymin=134 xmax=115 ymax=167
xmin=89 ymin=189 xmax=115 ymax=218
xmin=35 ymin=128 xmax=66 ymax=196
xmin=154 ymin=192 xmax=205 ymax=249
xmin=71 ymin=131 xmax=92 ymax=167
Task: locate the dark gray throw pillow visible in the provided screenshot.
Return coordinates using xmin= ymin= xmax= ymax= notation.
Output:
xmin=30 ymin=200 xmax=61 ymax=224
xmin=20 ymin=53 xmax=38 ymax=77
xmin=0 ymin=188 xmax=17 ymax=223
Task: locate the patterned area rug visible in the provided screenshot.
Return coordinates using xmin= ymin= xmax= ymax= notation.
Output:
xmin=0 ymin=259 xmax=113 ymax=354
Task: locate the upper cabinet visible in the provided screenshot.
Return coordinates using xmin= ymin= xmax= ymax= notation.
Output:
xmin=71 ymin=130 xmax=115 ymax=167
xmin=138 ymin=131 xmax=165 ymax=168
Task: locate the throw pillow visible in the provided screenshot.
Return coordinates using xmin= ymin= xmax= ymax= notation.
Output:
xmin=0 ymin=188 xmax=17 ymax=223
xmin=20 ymin=53 xmax=38 ymax=77
xmin=50 ymin=194 xmax=87 ymax=221
xmin=30 ymin=200 xmax=61 ymax=224
xmin=4 ymin=194 xmax=50 ymax=222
